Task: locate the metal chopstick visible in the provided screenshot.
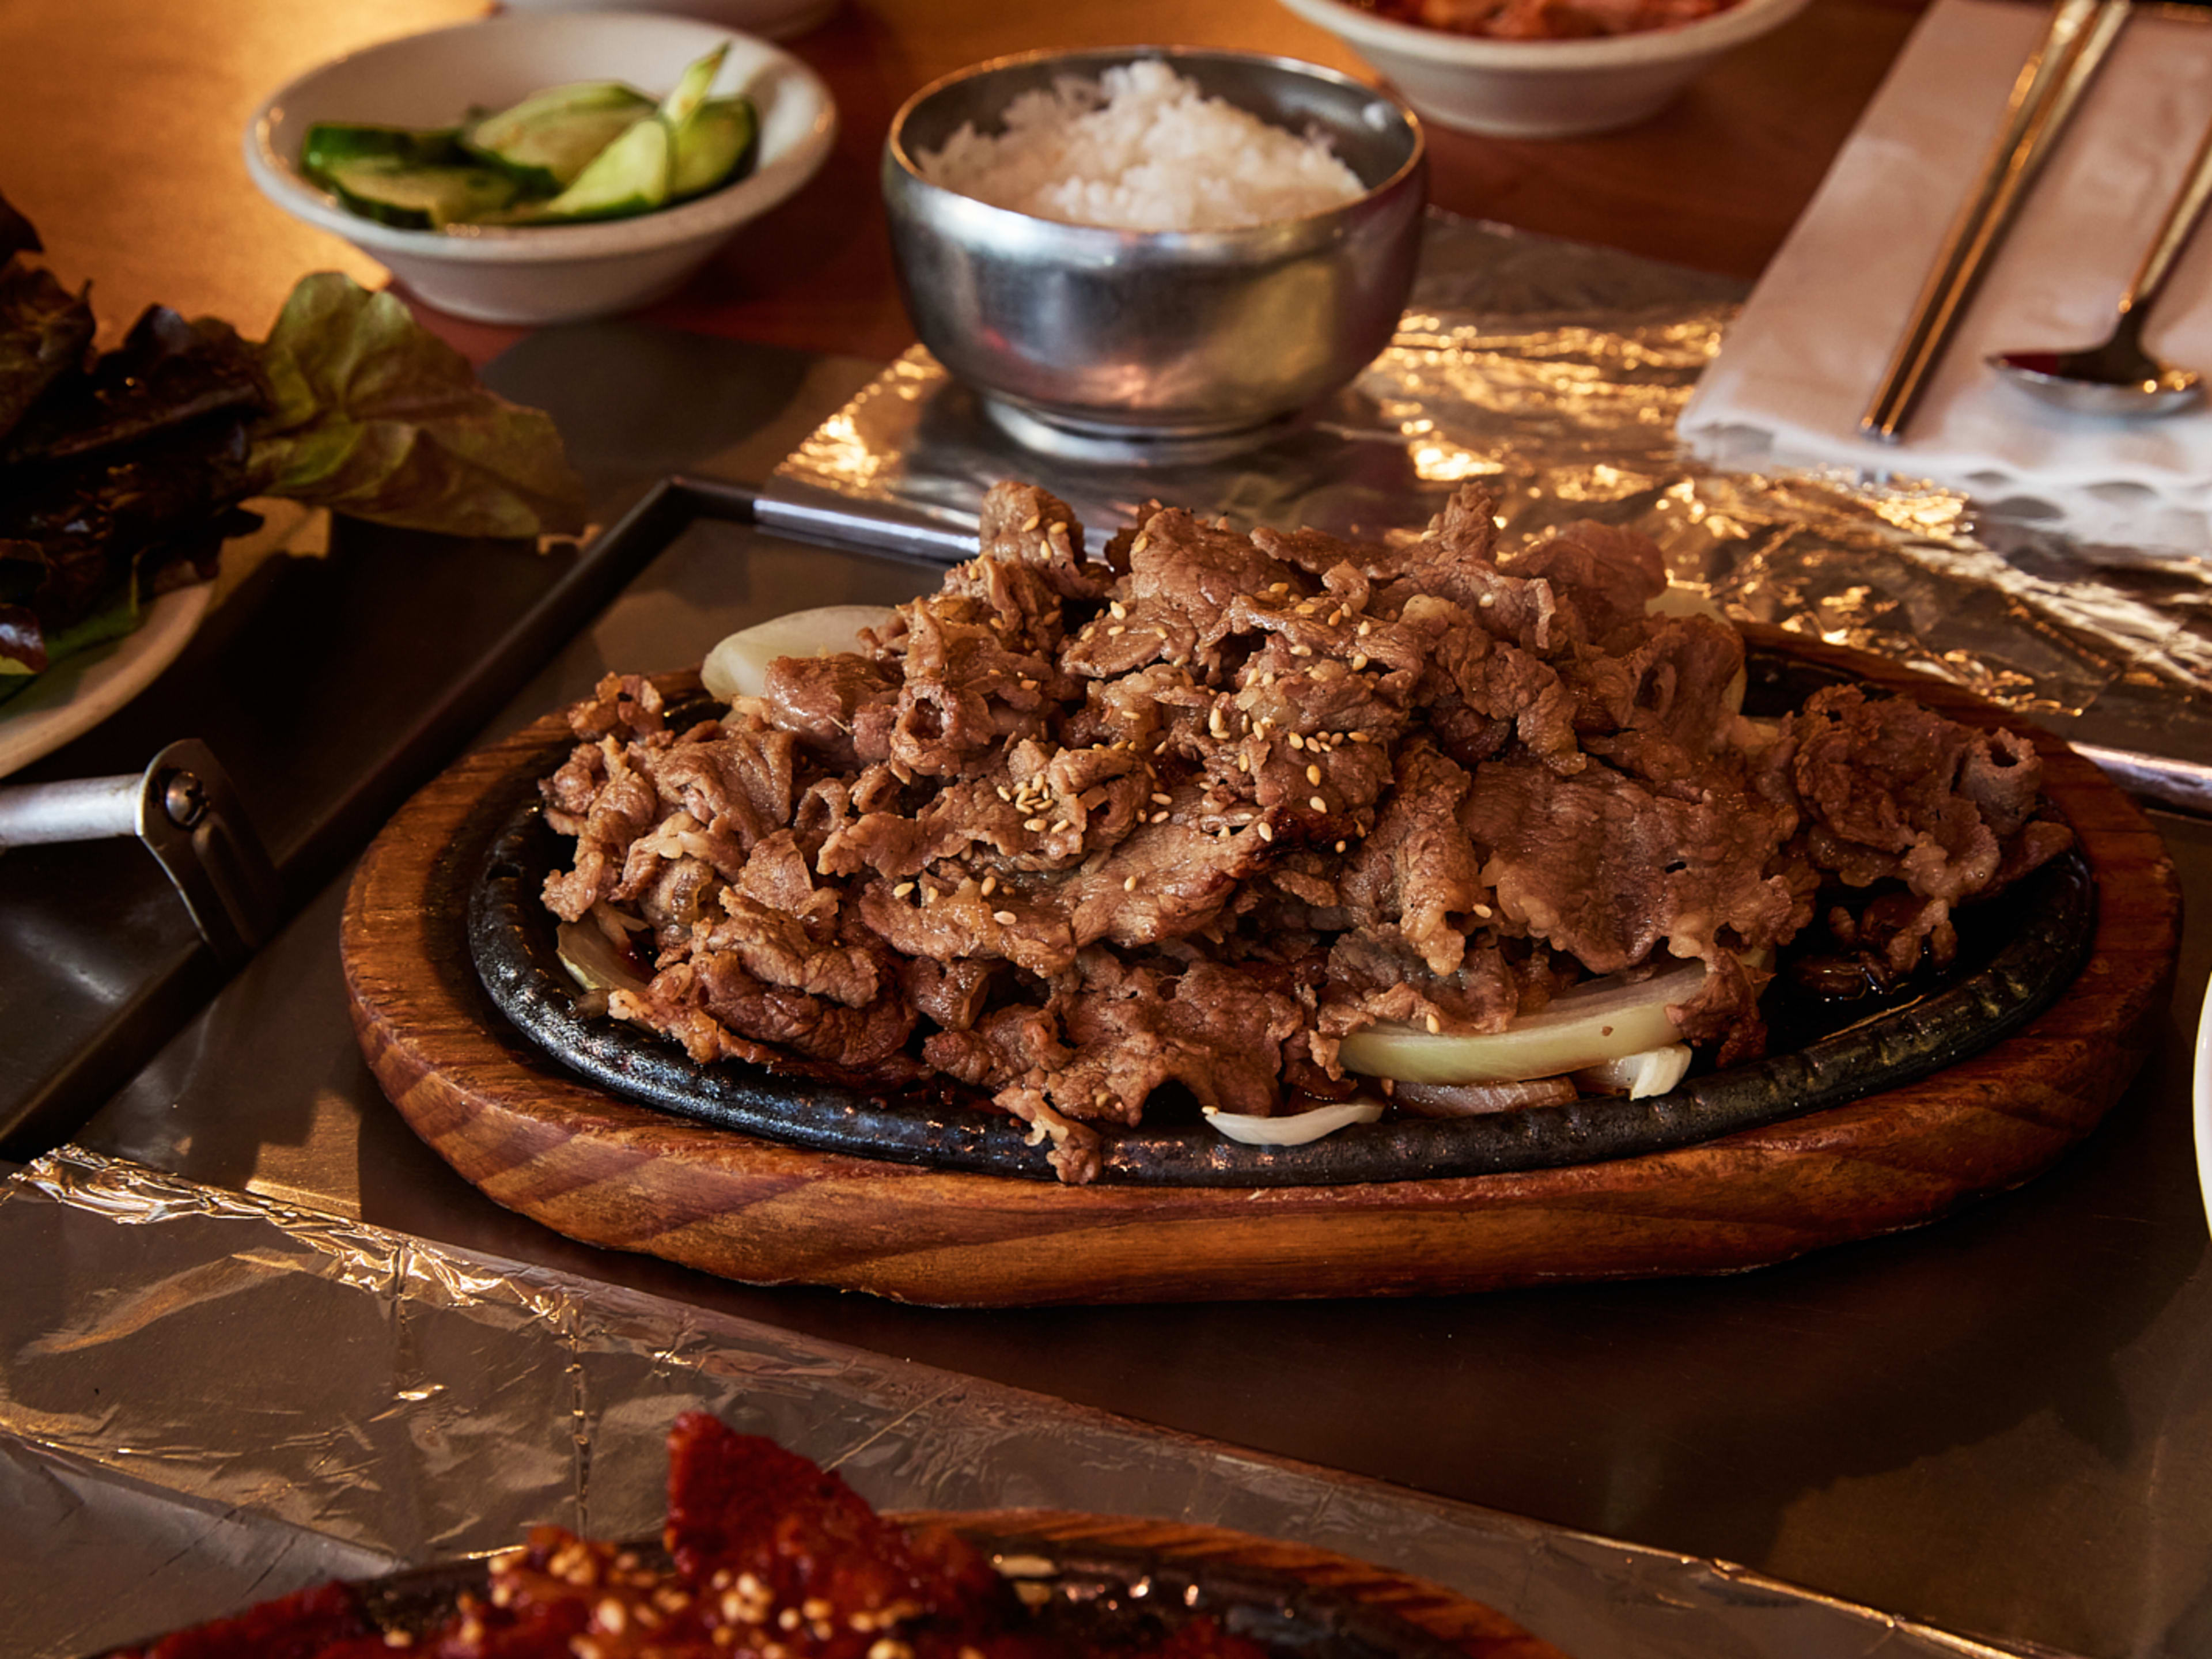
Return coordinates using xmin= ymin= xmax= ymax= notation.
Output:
xmin=1860 ymin=0 xmax=2132 ymax=442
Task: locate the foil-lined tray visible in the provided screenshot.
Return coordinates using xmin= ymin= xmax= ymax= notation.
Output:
xmin=771 ymin=211 xmax=2212 ymax=809
xmin=0 ymin=1150 xmax=2073 ymax=1659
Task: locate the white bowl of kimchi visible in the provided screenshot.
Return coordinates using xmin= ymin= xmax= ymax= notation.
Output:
xmin=1273 ymin=0 xmax=1811 ymax=137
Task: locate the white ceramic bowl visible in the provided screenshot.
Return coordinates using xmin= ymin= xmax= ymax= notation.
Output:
xmin=498 ymin=0 xmax=841 ymax=43
xmin=244 ymin=11 xmax=837 ymax=325
xmin=1274 ymin=0 xmax=1812 ymax=138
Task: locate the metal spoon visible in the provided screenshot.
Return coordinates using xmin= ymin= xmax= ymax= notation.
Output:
xmin=1988 ymin=112 xmax=2212 ymax=416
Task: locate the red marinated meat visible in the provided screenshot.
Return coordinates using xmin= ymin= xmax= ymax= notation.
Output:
xmin=665 ymin=1414 xmax=1011 ymax=1650
xmin=131 ymin=1581 xmax=370 ymax=1659
xmin=117 ymin=1418 xmax=1326 ymax=1659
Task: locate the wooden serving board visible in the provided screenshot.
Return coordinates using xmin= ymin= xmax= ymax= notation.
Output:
xmin=341 ymin=627 xmax=2180 ymax=1305
xmin=907 ymin=1510 xmax=1569 ymax=1659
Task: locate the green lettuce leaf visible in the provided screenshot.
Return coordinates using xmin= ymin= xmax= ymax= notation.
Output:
xmin=248 ymin=273 xmax=585 ymax=539
xmin=0 ymin=263 xmax=94 ymax=446
xmin=7 ymin=305 xmax=267 ymax=463
xmin=0 ymin=570 xmax=143 ymax=697
xmin=0 ymin=600 xmax=46 ymax=676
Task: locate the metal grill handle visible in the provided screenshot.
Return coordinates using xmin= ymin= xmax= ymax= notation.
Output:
xmin=0 ymin=739 xmax=281 ymax=967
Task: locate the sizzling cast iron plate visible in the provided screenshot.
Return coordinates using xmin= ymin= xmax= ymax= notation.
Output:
xmin=468 ymin=651 xmax=2097 ymax=1188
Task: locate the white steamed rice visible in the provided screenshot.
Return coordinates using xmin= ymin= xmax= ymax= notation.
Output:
xmin=916 ymin=60 xmax=1365 ymax=233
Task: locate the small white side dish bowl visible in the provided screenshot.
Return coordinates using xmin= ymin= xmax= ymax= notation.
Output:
xmin=1274 ymin=0 xmax=1812 ymax=138
xmin=244 ymin=11 xmax=837 ymax=325
xmin=498 ymin=0 xmax=840 ymax=43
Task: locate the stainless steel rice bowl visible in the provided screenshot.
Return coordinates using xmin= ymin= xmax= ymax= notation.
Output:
xmin=882 ymin=48 xmax=1426 ymax=450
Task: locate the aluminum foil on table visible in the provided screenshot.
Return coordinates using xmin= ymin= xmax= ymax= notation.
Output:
xmin=771 ymin=210 xmax=2212 ymax=810
xmin=0 ymin=1150 xmax=2073 ymax=1659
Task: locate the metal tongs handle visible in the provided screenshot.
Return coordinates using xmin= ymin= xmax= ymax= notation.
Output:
xmin=0 ymin=739 xmax=281 ymax=967
xmin=1860 ymin=0 xmax=2131 ymax=442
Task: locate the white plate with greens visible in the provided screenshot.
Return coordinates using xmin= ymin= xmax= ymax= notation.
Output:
xmin=0 ymin=584 xmax=210 ymax=781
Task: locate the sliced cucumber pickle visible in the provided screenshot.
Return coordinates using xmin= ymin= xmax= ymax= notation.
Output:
xmin=658 ymin=44 xmax=729 ymax=127
xmin=301 ymin=123 xmax=465 ymax=188
xmin=462 ymin=82 xmax=656 ymax=194
xmin=527 ymin=115 xmax=674 ymax=223
xmin=321 ymin=158 xmax=521 ymax=230
xmin=300 ymin=44 xmax=747 ymax=230
xmin=670 ymin=96 xmax=758 ymax=201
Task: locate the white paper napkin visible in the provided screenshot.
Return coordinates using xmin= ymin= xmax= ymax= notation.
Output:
xmin=1678 ymin=0 xmax=2212 ymax=552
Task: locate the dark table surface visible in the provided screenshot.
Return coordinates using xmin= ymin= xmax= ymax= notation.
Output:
xmin=38 ymin=325 xmax=2212 ymax=1659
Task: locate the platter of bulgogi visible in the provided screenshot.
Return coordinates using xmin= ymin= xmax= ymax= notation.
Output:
xmin=339 ymin=480 xmax=2177 ymax=1304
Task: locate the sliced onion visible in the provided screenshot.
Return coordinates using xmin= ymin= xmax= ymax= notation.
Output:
xmin=700 ymin=604 xmax=898 ymax=702
xmin=1205 ymin=1099 xmax=1385 ymax=1145
xmin=1573 ymin=1043 xmax=1692 ymax=1100
xmin=1646 ymin=585 xmax=1726 ymax=622
xmin=1391 ymin=1076 xmax=1577 ymax=1118
xmin=556 ymin=918 xmax=651 ymax=998
xmin=1339 ymin=956 xmax=1709 ymax=1084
